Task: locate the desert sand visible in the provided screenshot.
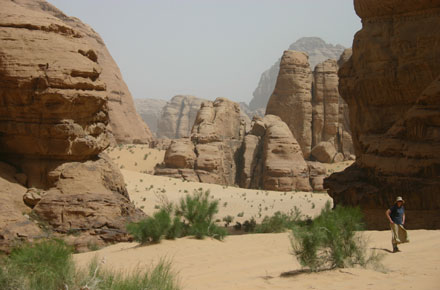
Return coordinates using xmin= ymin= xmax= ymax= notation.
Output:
xmin=76 ymin=145 xmax=440 ymax=290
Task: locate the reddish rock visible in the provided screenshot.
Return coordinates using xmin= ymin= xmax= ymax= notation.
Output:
xmin=325 ymin=0 xmax=440 ymax=230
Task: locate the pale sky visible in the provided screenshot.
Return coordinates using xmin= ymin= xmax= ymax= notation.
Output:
xmin=48 ymin=0 xmax=361 ymax=103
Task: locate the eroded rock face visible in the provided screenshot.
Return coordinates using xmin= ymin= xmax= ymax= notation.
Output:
xmin=134 ymin=98 xmax=167 ymax=136
xmin=33 ymin=155 xmax=144 ymax=241
xmin=266 ymin=51 xmax=313 ymax=158
xmin=156 ymin=98 xmax=245 ymax=185
xmin=157 ymin=105 xmax=318 ymax=192
xmin=157 ymin=95 xmax=204 ymax=139
xmin=250 ymin=37 xmax=346 ymax=111
xmin=240 ymin=115 xmax=312 ymax=192
xmin=0 ymin=162 xmax=42 ymax=253
xmin=266 ymin=50 xmax=353 ymax=162
xmin=0 ymin=0 xmax=144 ymax=251
xmin=10 ymin=0 xmax=153 ymax=144
xmin=325 ymin=0 xmax=440 ymax=229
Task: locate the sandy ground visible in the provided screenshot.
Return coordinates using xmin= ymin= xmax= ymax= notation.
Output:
xmin=81 ymin=146 xmax=440 ymax=289
xmin=74 ymin=230 xmax=440 ymax=290
xmin=105 ymin=144 xmax=165 ymax=174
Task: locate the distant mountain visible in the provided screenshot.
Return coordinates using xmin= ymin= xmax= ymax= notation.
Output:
xmin=249 ymin=37 xmax=345 ymax=110
xmin=134 ymin=98 xmax=167 ymax=136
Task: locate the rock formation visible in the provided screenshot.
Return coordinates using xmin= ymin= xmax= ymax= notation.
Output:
xmin=156 ymin=95 xmax=251 ymax=139
xmin=156 ymin=99 xmax=323 ymax=192
xmin=0 ymin=0 xmax=144 ymax=252
xmin=249 ymin=37 xmax=346 ymax=111
xmin=10 ymin=0 xmax=153 ymax=144
xmin=157 ymin=95 xmax=205 ymax=139
xmin=266 ymin=50 xmax=353 ymax=162
xmin=156 ymin=98 xmax=245 ymax=185
xmin=325 ymin=0 xmax=440 ymax=229
xmin=240 ymin=115 xmax=312 ymax=192
xmin=134 ymin=98 xmax=167 ymax=136
xmin=266 ymin=51 xmax=314 ymax=158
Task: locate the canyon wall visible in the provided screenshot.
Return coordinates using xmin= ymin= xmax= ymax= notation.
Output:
xmin=0 ymin=0 xmax=144 ymax=252
xmin=325 ymin=0 xmax=440 ymax=229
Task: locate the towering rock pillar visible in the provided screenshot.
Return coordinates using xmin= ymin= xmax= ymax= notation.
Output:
xmin=325 ymin=0 xmax=440 ymax=229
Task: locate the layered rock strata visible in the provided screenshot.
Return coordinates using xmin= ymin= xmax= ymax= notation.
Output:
xmin=325 ymin=0 xmax=440 ymax=229
xmin=250 ymin=37 xmax=345 ymax=111
xmin=266 ymin=50 xmax=353 ymax=162
xmin=0 ymin=0 xmax=144 ymax=251
xmin=155 ymin=98 xmax=245 ymax=185
xmin=156 ymin=99 xmax=323 ymax=192
xmin=11 ymin=0 xmax=153 ymax=144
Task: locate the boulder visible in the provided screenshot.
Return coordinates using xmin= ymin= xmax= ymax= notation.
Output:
xmin=311 ymin=141 xmax=337 ymax=163
xmin=325 ymin=0 xmax=440 ymax=229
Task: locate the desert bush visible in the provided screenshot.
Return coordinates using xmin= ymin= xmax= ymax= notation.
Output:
xmin=0 ymin=239 xmax=74 ymax=290
xmin=78 ymin=257 xmax=180 ymax=290
xmin=166 ymin=216 xmax=185 ymax=240
xmin=127 ymin=209 xmax=171 ymax=244
xmin=255 ymin=211 xmax=301 ymax=233
xmin=290 ymin=201 xmax=383 ymax=272
xmin=175 ymin=189 xmax=227 ymax=240
xmin=0 ymin=239 xmax=181 ymax=290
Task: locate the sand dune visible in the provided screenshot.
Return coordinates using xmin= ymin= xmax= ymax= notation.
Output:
xmin=74 ymin=230 xmax=440 ymax=290
xmin=81 ymin=146 xmax=440 ymax=289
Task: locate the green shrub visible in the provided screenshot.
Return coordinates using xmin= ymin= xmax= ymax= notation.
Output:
xmin=127 ymin=209 xmax=171 ymax=244
xmin=79 ymin=258 xmax=180 ymax=290
xmin=0 ymin=239 xmax=181 ymax=290
xmin=0 ymin=239 xmax=74 ymax=290
xmin=290 ymin=202 xmax=382 ymax=272
xmin=255 ymin=211 xmax=301 ymax=233
xmin=166 ymin=217 xmax=185 ymax=240
xmin=176 ymin=189 xmax=226 ymax=240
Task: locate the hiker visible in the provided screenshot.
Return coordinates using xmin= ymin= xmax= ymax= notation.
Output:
xmin=386 ymin=196 xmax=409 ymax=253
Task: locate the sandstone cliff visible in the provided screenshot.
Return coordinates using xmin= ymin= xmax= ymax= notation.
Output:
xmin=157 ymin=95 xmax=205 ymax=139
xmin=0 ymin=0 xmax=144 ymax=252
xmin=325 ymin=0 xmax=440 ymax=229
xmin=249 ymin=37 xmax=346 ymax=111
xmin=266 ymin=50 xmax=353 ymax=162
xmin=156 ymin=99 xmax=324 ymax=192
xmin=155 ymin=98 xmax=246 ymax=185
xmin=134 ymin=98 xmax=167 ymax=136
xmin=12 ymin=0 xmax=153 ymax=144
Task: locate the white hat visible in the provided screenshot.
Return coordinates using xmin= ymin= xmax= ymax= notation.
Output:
xmin=395 ymin=196 xmax=405 ymax=203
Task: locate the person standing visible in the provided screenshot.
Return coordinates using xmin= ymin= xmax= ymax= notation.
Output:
xmin=386 ymin=196 xmax=409 ymax=253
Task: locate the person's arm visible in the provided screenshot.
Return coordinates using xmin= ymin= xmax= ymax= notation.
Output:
xmin=386 ymin=209 xmax=394 ymax=224
xmin=402 ymin=213 xmax=405 ymax=225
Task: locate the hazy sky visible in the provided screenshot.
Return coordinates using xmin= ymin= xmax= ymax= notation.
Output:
xmin=48 ymin=0 xmax=361 ymax=103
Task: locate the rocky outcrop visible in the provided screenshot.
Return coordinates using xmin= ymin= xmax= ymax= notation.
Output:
xmin=325 ymin=0 xmax=440 ymax=229
xmin=266 ymin=51 xmax=313 ymax=158
xmin=155 ymin=98 xmax=245 ymax=185
xmin=0 ymin=0 xmax=144 ymax=252
xmin=156 ymin=99 xmax=322 ymax=192
xmin=157 ymin=95 xmax=204 ymax=139
xmin=249 ymin=37 xmax=345 ymax=111
xmin=0 ymin=162 xmax=42 ymax=253
xmin=10 ymin=0 xmax=153 ymax=144
xmin=134 ymin=98 xmax=167 ymax=136
xmin=240 ymin=115 xmax=312 ymax=192
xmin=156 ymin=95 xmax=251 ymax=139
xmin=266 ymin=50 xmax=353 ymax=162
